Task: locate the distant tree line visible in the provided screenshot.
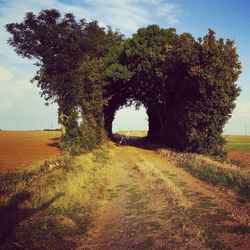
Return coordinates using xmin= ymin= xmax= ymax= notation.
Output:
xmin=6 ymin=9 xmax=241 ymax=156
xmin=43 ymin=129 xmax=61 ymax=131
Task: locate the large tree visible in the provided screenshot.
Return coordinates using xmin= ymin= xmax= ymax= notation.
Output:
xmin=6 ymin=10 xmax=241 ymax=156
xmin=122 ymin=26 xmax=241 ymax=155
xmin=6 ymin=9 xmax=126 ymax=153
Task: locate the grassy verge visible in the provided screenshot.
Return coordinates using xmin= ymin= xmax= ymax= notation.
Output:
xmin=158 ymin=149 xmax=250 ymax=249
xmin=158 ymin=149 xmax=250 ymax=201
xmin=132 ymin=155 xmax=188 ymax=208
xmin=0 ymin=147 xmax=110 ymax=249
xmin=130 ymin=156 xmax=206 ymax=249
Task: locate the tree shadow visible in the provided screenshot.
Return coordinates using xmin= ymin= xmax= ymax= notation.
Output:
xmin=0 ymin=190 xmax=64 ymax=243
xmin=112 ymin=134 xmax=160 ymax=151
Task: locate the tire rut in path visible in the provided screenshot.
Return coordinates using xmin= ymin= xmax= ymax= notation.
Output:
xmin=134 ymin=147 xmax=250 ymax=250
xmin=76 ymin=146 xmax=204 ymax=250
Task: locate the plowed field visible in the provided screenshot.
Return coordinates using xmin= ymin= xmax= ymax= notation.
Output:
xmin=0 ymin=131 xmax=60 ymax=173
xmin=225 ymin=135 xmax=250 ymax=168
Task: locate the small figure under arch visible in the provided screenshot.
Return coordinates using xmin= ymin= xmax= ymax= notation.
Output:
xmin=119 ymin=135 xmax=127 ymax=146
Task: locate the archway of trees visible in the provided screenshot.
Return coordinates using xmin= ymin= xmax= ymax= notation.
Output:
xmin=6 ymin=9 xmax=241 ymax=156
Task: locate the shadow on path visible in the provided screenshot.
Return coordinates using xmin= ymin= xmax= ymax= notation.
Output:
xmin=0 ymin=190 xmax=64 ymax=243
xmin=112 ymin=134 xmax=160 ymax=151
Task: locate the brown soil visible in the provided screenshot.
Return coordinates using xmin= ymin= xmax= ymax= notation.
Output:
xmin=227 ymin=151 xmax=250 ymax=168
xmin=0 ymin=131 xmax=60 ymax=173
xmin=73 ymin=141 xmax=250 ymax=250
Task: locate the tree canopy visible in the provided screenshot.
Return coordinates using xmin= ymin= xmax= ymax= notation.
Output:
xmin=6 ymin=9 xmax=241 ymax=156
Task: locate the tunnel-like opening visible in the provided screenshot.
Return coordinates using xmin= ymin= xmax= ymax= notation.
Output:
xmin=112 ymin=102 xmax=148 ymax=137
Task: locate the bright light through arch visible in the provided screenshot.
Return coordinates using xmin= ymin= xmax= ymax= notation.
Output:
xmin=112 ymin=104 xmax=148 ymax=133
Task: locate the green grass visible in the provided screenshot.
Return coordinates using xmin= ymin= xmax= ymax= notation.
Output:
xmin=0 ymin=147 xmax=110 ymax=249
xmin=224 ymin=135 xmax=250 ymax=152
xmin=126 ymin=185 xmax=147 ymax=214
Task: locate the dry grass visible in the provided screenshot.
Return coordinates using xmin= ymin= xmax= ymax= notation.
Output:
xmin=115 ymin=130 xmax=148 ymax=137
xmin=158 ymin=148 xmax=250 ymax=200
xmin=129 ymin=155 xmax=205 ymax=248
xmin=132 ymin=155 xmax=188 ymax=208
xmin=0 ymin=146 xmax=110 ymax=249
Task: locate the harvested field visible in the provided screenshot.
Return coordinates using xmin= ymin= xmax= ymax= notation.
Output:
xmin=0 ymin=131 xmax=60 ymax=173
xmin=0 ymin=132 xmax=249 ymax=249
xmin=225 ymin=135 xmax=250 ymax=168
xmin=227 ymin=151 xmax=250 ymax=168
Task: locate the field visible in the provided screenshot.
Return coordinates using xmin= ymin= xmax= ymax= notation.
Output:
xmin=1 ymin=131 xmax=248 ymax=173
xmin=225 ymin=135 xmax=250 ymax=167
xmin=116 ymin=130 xmax=148 ymax=137
xmin=0 ymin=131 xmax=60 ymax=173
xmin=0 ymin=131 xmax=249 ymax=249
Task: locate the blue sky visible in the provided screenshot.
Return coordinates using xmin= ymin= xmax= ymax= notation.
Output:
xmin=0 ymin=0 xmax=249 ymax=134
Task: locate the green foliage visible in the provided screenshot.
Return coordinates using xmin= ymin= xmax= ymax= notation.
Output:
xmin=122 ymin=26 xmax=241 ymax=155
xmin=6 ymin=9 xmax=121 ymax=151
xmin=59 ymin=128 xmax=83 ymax=156
xmin=6 ymin=9 xmax=106 ymax=113
xmin=6 ymin=10 xmax=241 ymax=156
xmin=76 ymin=59 xmax=106 ymax=150
xmin=79 ymin=113 xmax=100 ymax=151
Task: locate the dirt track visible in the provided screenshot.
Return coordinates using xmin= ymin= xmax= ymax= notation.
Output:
xmin=74 ymin=141 xmax=250 ymax=250
xmin=0 ymin=131 xmax=60 ymax=173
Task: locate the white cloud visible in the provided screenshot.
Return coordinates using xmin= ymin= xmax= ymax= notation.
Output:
xmin=79 ymin=0 xmax=150 ymax=33
xmin=0 ymin=65 xmax=35 ymax=109
xmin=156 ymin=2 xmax=181 ymax=24
xmin=83 ymin=0 xmax=181 ymax=33
xmin=0 ymin=0 xmax=182 ymax=37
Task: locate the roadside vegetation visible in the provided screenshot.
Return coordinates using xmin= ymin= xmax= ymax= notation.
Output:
xmin=0 ymin=147 xmax=110 ymax=249
xmin=158 ymin=149 xmax=250 ymax=201
xmin=132 ymin=155 xmax=188 ymax=207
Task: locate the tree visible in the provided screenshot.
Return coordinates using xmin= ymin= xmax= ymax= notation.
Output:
xmin=6 ymin=9 xmax=106 ymax=129
xmin=6 ymin=11 xmax=241 ymax=156
xmin=121 ymin=26 xmax=241 ymax=155
xmin=6 ymin=9 xmax=112 ymax=152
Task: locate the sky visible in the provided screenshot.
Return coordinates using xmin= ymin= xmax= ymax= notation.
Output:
xmin=0 ymin=0 xmax=249 ymax=134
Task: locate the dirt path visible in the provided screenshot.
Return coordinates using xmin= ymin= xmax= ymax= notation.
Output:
xmin=75 ymin=144 xmax=250 ymax=250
